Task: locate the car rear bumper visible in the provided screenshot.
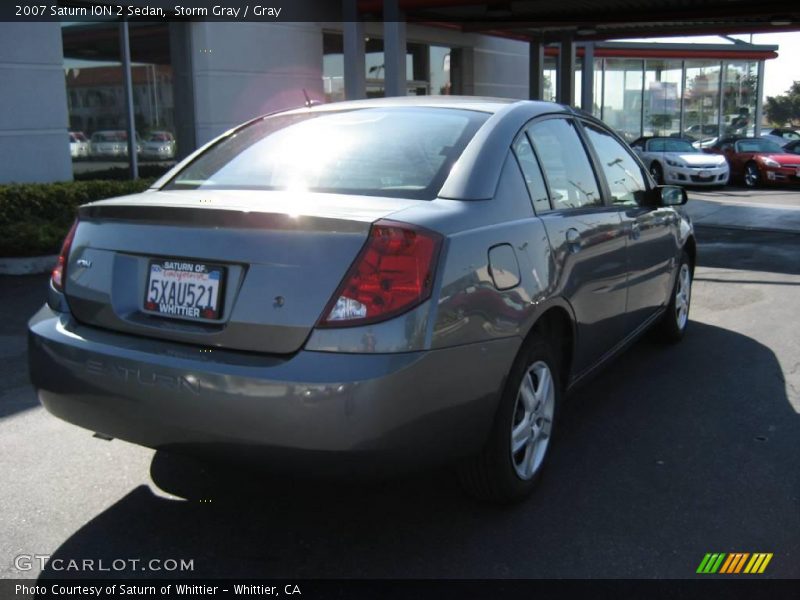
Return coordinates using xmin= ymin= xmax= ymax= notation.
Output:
xmin=28 ymin=305 xmax=517 ymax=474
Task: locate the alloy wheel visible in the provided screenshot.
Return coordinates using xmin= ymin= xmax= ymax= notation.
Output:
xmin=744 ymin=164 xmax=759 ymax=188
xmin=675 ymin=263 xmax=691 ymax=330
xmin=510 ymin=361 xmax=555 ymax=481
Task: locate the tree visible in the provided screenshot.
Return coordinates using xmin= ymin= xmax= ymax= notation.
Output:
xmin=765 ymin=81 xmax=800 ymax=126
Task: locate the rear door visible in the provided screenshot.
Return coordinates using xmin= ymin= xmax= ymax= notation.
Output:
xmin=521 ymin=116 xmax=629 ymax=377
xmin=579 ymin=121 xmax=676 ymax=331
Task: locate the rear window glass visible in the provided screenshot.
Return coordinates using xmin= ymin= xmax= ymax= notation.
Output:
xmin=165 ymin=107 xmax=489 ymax=199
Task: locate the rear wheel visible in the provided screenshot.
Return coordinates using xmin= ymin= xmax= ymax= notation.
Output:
xmin=655 ymin=250 xmax=692 ymax=343
xmin=650 ymin=162 xmax=664 ymax=185
xmin=744 ymin=162 xmax=761 ymax=188
xmin=458 ymin=336 xmax=560 ymax=503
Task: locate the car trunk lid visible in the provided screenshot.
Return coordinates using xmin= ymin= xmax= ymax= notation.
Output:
xmin=65 ymin=189 xmax=420 ymax=354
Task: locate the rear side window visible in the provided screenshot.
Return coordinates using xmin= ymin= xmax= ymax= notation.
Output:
xmin=512 ymin=135 xmax=551 ymax=213
xmin=526 ymin=118 xmax=601 ymax=210
xmin=165 ymin=107 xmax=489 ymax=200
xmin=583 ymin=123 xmax=647 ymax=206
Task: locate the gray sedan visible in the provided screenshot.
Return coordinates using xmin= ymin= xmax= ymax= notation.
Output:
xmin=29 ymin=97 xmax=695 ymax=502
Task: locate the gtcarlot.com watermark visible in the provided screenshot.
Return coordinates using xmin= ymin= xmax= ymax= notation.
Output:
xmin=14 ymin=554 xmax=194 ymax=573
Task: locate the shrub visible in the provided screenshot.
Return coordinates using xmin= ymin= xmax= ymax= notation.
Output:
xmin=0 ymin=179 xmax=155 ymax=257
xmin=73 ymin=164 xmax=172 ymax=181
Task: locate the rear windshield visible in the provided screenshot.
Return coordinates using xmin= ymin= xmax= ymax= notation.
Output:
xmin=165 ymin=107 xmax=490 ymax=199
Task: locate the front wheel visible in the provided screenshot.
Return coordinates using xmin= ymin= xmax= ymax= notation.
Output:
xmin=458 ymin=337 xmax=560 ymax=503
xmin=655 ymin=251 xmax=692 ymax=343
xmin=744 ymin=162 xmax=761 ymax=188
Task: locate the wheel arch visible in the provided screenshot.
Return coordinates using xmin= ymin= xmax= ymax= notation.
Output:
xmin=684 ymin=234 xmax=697 ymax=275
xmin=521 ymin=304 xmax=576 ymax=390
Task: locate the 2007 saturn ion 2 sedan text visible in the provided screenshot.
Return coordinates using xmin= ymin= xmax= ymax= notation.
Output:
xmin=29 ymin=97 xmax=695 ymax=502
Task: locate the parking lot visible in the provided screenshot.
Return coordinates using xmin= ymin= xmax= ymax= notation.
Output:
xmin=1 ymin=188 xmax=798 ymax=580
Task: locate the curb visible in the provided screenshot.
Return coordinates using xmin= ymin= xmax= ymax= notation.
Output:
xmin=0 ymin=255 xmax=57 ymax=275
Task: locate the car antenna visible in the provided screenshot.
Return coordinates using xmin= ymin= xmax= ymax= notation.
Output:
xmin=302 ymin=89 xmax=321 ymax=108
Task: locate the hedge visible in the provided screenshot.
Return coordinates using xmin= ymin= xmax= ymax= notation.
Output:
xmin=73 ymin=164 xmax=172 ymax=182
xmin=0 ymin=179 xmax=155 ymax=258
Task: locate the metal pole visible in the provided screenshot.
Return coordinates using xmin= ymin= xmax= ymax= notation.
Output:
xmin=581 ymin=43 xmax=594 ymax=113
xmin=529 ymin=38 xmax=544 ymax=100
xmin=679 ymin=60 xmax=686 ymax=136
xmin=755 ymin=59 xmax=765 ymax=136
xmin=640 ymin=60 xmax=645 ymax=138
xmin=119 ymin=18 xmax=138 ymax=179
xmin=557 ymin=33 xmax=575 ymax=106
xmin=343 ymin=0 xmax=366 ymax=100
xmin=600 ymin=58 xmax=605 ymax=120
xmin=383 ymin=0 xmax=406 ymax=97
xmin=718 ymin=61 xmax=725 ymax=139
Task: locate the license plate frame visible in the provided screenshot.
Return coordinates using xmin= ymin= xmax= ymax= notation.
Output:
xmin=143 ymin=259 xmax=226 ymax=322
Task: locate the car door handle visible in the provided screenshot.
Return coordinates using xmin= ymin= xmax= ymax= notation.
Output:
xmin=630 ymin=221 xmax=641 ymax=240
xmin=565 ymin=228 xmax=581 ymax=252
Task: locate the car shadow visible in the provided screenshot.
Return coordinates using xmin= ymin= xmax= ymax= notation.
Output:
xmin=694 ymin=226 xmax=800 ymax=276
xmin=37 ymin=320 xmax=800 ymax=579
xmin=0 ymin=274 xmax=48 ymax=419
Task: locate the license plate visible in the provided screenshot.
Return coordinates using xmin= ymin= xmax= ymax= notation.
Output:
xmin=699 ymin=170 xmax=710 ymax=178
xmin=144 ymin=259 xmax=225 ymax=321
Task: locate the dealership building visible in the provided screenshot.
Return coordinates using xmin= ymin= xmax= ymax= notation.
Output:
xmin=0 ymin=15 xmax=778 ymax=184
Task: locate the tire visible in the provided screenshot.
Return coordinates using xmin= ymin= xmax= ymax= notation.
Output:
xmin=650 ymin=162 xmax=664 ymax=185
xmin=655 ymin=250 xmax=692 ymax=343
xmin=458 ymin=336 xmax=561 ymax=503
xmin=743 ymin=162 xmax=761 ymax=188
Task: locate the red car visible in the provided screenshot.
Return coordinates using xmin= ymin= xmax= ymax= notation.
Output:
xmin=706 ymin=137 xmax=800 ymax=188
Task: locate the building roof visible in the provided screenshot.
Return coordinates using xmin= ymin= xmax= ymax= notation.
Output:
xmin=358 ymin=0 xmax=800 ymax=42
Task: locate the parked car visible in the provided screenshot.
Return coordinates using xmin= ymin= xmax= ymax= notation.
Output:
xmin=140 ymin=131 xmax=176 ymax=160
xmin=764 ymin=128 xmax=800 ymax=143
xmin=706 ymin=136 xmax=800 ymax=187
xmin=630 ymin=136 xmax=729 ymax=187
xmin=29 ymin=98 xmax=696 ymax=502
xmin=759 ymin=133 xmax=792 ymax=148
xmin=69 ymin=131 xmax=90 ymax=159
xmin=782 ymin=140 xmax=800 ymax=155
xmin=89 ymin=130 xmax=141 ymax=159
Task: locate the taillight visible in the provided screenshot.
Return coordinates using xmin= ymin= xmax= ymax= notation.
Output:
xmin=51 ymin=219 xmax=78 ymax=292
xmin=318 ymin=220 xmax=442 ymax=328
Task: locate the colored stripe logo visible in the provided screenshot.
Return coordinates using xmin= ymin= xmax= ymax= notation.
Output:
xmin=697 ymin=553 xmax=773 ymax=574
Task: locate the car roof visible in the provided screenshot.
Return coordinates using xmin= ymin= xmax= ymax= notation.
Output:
xmin=277 ymin=95 xmax=566 ymax=117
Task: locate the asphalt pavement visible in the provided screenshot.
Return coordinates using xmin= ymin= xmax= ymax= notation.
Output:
xmin=0 ymin=192 xmax=798 ymax=580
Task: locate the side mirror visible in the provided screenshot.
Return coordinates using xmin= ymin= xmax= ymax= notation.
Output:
xmin=657 ymin=185 xmax=688 ymax=206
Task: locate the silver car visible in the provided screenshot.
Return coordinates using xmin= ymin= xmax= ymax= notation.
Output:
xmin=140 ymin=131 xmax=176 ymax=160
xmin=631 ymin=136 xmax=729 ymax=187
xmin=29 ymin=97 xmax=695 ymax=502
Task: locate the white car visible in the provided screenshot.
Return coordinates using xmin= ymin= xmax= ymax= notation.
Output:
xmin=69 ymin=132 xmax=89 ymax=159
xmin=139 ymin=131 xmax=176 ymax=160
xmin=90 ymin=130 xmax=141 ymax=159
xmin=630 ymin=137 xmax=729 ymax=187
